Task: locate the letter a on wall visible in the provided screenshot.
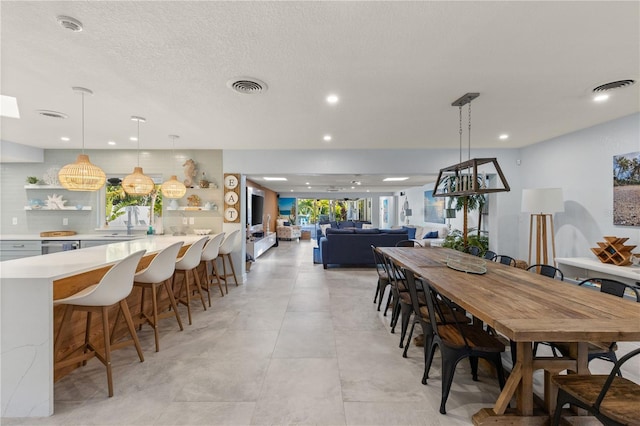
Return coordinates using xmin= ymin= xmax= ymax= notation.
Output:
xmin=223 ymin=173 xmax=241 ymax=223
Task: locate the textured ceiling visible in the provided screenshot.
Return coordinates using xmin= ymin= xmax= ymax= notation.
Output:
xmin=1 ymin=1 xmax=638 ymax=156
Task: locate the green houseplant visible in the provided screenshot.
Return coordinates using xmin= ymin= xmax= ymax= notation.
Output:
xmin=26 ymin=176 xmax=39 ymax=185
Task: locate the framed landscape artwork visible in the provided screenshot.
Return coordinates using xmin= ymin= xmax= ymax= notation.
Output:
xmin=278 ymin=197 xmax=296 ymax=222
xmin=613 ymin=151 xmax=640 ymax=226
xmin=424 ymin=190 xmax=445 ymax=223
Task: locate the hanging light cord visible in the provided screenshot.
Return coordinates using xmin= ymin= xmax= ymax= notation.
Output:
xmin=80 ymin=91 xmax=85 ymax=154
xmin=458 ymin=105 xmax=463 ymax=164
xmin=468 ymin=101 xmax=472 ymax=162
xmin=137 ymin=119 xmax=141 ymax=166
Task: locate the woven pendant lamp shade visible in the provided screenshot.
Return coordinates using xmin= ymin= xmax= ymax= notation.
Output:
xmin=123 ymin=166 xmax=155 ymax=196
xmin=161 ymin=175 xmax=187 ymax=199
xmin=59 ymin=154 xmax=107 ymax=191
xmin=123 ymin=115 xmax=154 ymax=196
xmin=161 ymin=135 xmax=187 ymax=198
xmin=58 ymin=87 xmax=106 ymax=191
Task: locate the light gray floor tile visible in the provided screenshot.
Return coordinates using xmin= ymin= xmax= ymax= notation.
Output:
xmin=251 ymin=358 xmax=346 ymax=425
xmin=272 ymin=328 xmax=336 ymax=358
xmin=344 ymin=402 xmax=441 ymax=426
xmin=154 ymin=402 xmax=256 ymax=425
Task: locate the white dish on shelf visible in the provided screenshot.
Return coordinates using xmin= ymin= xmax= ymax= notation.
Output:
xmin=193 ymin=229 xmax=212 ymax=235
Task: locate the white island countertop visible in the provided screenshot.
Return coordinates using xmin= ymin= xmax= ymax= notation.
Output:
xmin=0 ymin=233 xmax=146 ymax=241
xmin=0 ymin=234 xmax=206 ymax=418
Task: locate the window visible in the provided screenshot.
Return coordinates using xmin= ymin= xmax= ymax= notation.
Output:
xmin=102 ymin=176 xmax=162 ymax=230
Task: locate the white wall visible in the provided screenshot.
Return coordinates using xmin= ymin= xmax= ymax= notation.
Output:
xmin=0 ymin=149 xmax=223 ymax=235
xmin=519 ymin=113 xmax=640 ymax=260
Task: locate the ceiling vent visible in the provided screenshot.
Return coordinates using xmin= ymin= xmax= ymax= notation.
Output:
xmin=326 ymin=186 xmax=343 ymax=192
xmin=56 ymin=16 xmax=83 ymax=32
xmin=592 ymin=79 xmax=635 ymax=92
xmin=227 ymin=78 xmax=268 ymax=94
xmin=37 ymin=110 xmax=68 ymax=119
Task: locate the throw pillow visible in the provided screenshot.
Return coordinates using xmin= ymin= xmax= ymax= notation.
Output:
xmin=326 ymin=228 xmax=355 ymax=234
xmin=362 ymin=223 xmax=374 ymax=229
xmin=424 ymin=231 xmax=439 ymax=239
xmin=277 ymin=219 xmax=285 ymax=227
xmin=284 ymin=221 xmax=290 ymax=226
xmin=402 ymin=226 xmax=417 ymax=239
xmin=355 ymin=228 xmax=380 ymax=234
xmin=320 ymin=224 xmax=331 ymax=236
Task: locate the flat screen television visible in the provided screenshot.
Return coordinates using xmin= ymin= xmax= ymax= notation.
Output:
xmin=251 ymin=194 xmax=264 ymax=226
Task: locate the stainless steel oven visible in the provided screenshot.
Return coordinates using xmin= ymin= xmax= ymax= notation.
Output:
xmin=41 ymin=240 xmax=80 ymax=255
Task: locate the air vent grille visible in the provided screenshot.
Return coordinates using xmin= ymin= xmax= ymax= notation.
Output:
xmin=227 ymin=78 xmax=268 ymax=94
xmin=57 ymin=16 xmax=83 ymax=32
xmin=593 ymin=80 xmax=635 ymax=92
xmin=37 ymin=110 xmax=68 ymax=119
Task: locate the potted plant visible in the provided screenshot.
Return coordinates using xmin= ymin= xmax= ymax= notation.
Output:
xmin=26 ymin=176 xmax=40 ymax=185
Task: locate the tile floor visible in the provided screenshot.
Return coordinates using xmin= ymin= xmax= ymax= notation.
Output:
xmin=3 ymin=240 xmax=638 ymax=425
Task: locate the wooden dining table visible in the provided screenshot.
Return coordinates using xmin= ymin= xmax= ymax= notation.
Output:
xmin=379 ymin=246 xmax=640 ymax=425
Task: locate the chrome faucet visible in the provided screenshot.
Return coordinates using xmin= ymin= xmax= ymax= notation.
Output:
xmin=126 ymin=206 xmax=134 ymax=235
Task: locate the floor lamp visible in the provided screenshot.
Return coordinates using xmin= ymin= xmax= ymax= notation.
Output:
xmin=521 ymin=188 xmax=564 ymax=267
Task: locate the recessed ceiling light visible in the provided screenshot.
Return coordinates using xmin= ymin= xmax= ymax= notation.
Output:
xmin=307 ymin=186 xmax=311 ymax=189
xmin=1 ymin=95 xmax=20 ymax=118
xmin=108 ymin=141 xmax=116 ymax=146
xmin=366 ymin=189 xmax=370 ymax=192
xmin=499 ymin=134 xmax=509 ymax=140
xmin=60 ymin=136 xmax=70 ymax=142
xmin=326 ymin=94 xmax=339 ymax=104
xmin=263 ymin=177 xmax=287 ymax=181
xmin=383 ymin=177 xmax=409 ymax=182
xmin=593 ymin=94 xmax=609 ymax=102
xmin=290 ymin=189 xmax=294 ymax=192
xmin=129 ymin=136 xmax=138 ymax=141
xmin=323 ymin=135 xmax=332 ymax=142
xmin=351 ymin=186 xmax=355 ymax=189
xmin=305 ymin=182 xmax=310 ymax=185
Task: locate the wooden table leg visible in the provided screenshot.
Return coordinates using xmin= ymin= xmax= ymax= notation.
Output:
xmin=516 ymin=341 xmax=534 ymax=416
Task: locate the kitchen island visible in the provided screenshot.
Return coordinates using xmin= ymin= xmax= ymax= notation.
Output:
xmin=0 ymin=235 xmax=203 ymax=417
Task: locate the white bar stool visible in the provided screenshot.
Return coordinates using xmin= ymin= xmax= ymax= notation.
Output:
xmin=218 ymin=229 xmax=240 ymax=293
xmin=173 ymin=236 xmax=209 ymax=325
xmin=133 ymin=241 xmax=184 ymax=352
xmin=199 ymin=232 xmax=226 ymax=306
xmin=53 ymin=250 xmax=146 ymax=397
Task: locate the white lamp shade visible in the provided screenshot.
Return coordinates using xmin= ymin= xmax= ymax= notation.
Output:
xmin=521 ymin=188 xmax=564 ymax=213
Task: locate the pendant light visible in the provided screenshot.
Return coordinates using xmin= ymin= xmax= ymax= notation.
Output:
xmin=122 ymin=116 xmax=155 ymax=196
xmin=161 ymin=134 xmax=187 ymax=198
xmin=58 ymin=87 xmax=106 ymax=191
xmin=432 ymin=93 xmax=510 ymax=198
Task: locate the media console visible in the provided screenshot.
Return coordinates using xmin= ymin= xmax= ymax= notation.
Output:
xmin=246 ymin=232 xmax=276 ymax=259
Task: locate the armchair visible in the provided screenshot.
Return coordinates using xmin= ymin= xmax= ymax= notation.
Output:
xmin=277 ymin=223 xmax=301 ymax=240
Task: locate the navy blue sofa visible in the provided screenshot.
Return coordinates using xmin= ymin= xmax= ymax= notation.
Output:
xmin=320 ymin=228 xmax=408 ymax=269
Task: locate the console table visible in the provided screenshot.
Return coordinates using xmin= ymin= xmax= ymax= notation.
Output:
xmin=556 ymin=256 xmax=640 ymax=286
xmin=246 ymin=232 xmax=276 ymax=259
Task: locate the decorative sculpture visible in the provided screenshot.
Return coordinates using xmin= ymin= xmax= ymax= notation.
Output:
xmin=183 ymin=159 xmax=197 ymax=187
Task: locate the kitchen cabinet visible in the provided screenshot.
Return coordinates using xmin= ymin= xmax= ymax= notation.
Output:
xmin=0 ymin=240 xmax=41 ymax=261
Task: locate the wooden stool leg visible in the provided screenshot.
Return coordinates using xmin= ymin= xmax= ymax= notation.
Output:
xmin=101 ymin=306 xmax=114 ymax=397
xmin=138 ymin=286 xmax=146 ymax=330
xmin=200 ymin=262 xmax=212 ymax=307
xmin=192 ymin=268 xmax=207 ymax=310
xmin=212 ymin=261 xmax=224 ymax=297
xmin=119 ymin=300 xmax=144 ymax=363
xmin=151 ymin=283 xmax=160 ymax=352
xmin=227 ymin=254 xmax=238 ymax=286
xmin=83 ymin=311 xmax=93 ymax=366
xmin=183 ymin=271 xmax=193 ymax=325
xmin=163 ymin=278 xmax=184 ymax=331
xmin=220 ymin=257 xmax=229 ymax=294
